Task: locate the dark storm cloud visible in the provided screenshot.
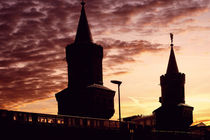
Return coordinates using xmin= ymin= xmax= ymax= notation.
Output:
xmin=0 ymin=0 xmax=209 ymax=109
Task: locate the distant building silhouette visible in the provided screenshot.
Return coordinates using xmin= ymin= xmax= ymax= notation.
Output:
xmin=123 ymin=115 xmax=155 ymax=128
xmin=153 ymin=33 xmax=194 ymax=130
xmin=55 ymin=1 xmax=115 ymax=119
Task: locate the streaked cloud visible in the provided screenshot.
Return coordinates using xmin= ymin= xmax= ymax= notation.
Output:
xmin=0 ymin=0 xmax=209 ymax=112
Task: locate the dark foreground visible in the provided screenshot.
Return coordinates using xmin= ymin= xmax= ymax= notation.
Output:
xmin=0 ymin=109 xmax=209 ymax=140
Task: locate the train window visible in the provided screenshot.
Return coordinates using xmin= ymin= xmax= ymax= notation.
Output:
xmin=110 ymin=121 xmax=116 ymax=128
xmin=38 ymin=116 xmax=47 ymax=123
xmin=146 ymin=120 xmax=151 ymax=126
xmin=43 ymin=118 xmax=47 ymax=123
xmin=52 ymin=118 xmax=56 ymax=123
xmin=93 ymin=120 xmax=97 ymax=128
xmin=71 ymin=118 xmax=75 ymax=126
xmin=96 ymin=120 xmax=100 ymax=127
xmin=151 ymin=120 xmax=154 ymax=126
xmin=130 ymin=129 xmax=134 ymax=133
xmin=80 ymin=119 xmax=83 ymax=126
xmin=104 ymin=120 xmax=109 ymax=128
xmin=38 ymin=116 xmax=41 ymax=122
xmin=47 ymin=118 xmax=53 ymax=123
xmin=87 ymin=120 xmax=91 ymax=127
xmin=57 ymin=118 xmax=64 ymax=124
xmin=109 ymin=121 xmax=114 ymax=128
xmin=13 ymin=114 xmax=17 ymax=121
xmin=110 ymin=121 xmax=118 ymax=128
xmin=139 ymin=121 xmax=144 ymax=126
xmin=24 ymin=114 xmax=27 ymax=121
xmin=28 ymin=115 xmax=32 ymax=122
xmin=41 ymin=117 xmax=47 ymax=123
xmin=116 ymin=122 xmax=120 ymax=128
xmin=68 ymin=118 xmax=72 ymax=126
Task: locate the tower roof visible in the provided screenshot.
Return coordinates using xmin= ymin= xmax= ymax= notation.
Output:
xmin=166 ymin=34 xmax=179 ymax=74
xmin=74 ymin=1 xmax=93 ymax=44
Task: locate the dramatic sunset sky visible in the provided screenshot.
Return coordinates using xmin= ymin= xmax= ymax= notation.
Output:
xmin=1 ymin=0 xmax=210 ymax=124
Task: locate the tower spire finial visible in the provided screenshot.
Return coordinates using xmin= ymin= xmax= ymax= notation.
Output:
xmin=170 ymin=33 xmax=173 ymax=47
xmin=81 ymin=0 xmax=85 ymax=6
xmin=75 ymin=0 xmax=93 ymax=43
xmin=166 ymin=33 xmax=179 ymax=74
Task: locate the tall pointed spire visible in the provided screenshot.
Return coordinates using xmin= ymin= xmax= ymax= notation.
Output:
xmin=166 ymin=33 xmax=179 ymax=74
xmin=75 ymin=0 xmax=93 ymax=44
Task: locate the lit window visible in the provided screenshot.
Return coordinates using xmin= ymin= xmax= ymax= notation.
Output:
xmin=87 ymin=120 xmax=91 ymax=126
xmin=13 ymin=115 xmax=17 ymax=121
xmin=28 ymin=116 xmax=32 ymax=122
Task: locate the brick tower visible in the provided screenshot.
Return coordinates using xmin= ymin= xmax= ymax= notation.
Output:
xmin=153 ymin=33 xmax=193 ymax=130
xmin=55 ymin=1 xmax=115 ymax=119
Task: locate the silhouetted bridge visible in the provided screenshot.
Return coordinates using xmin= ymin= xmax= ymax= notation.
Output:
xmin=0 ymin=109 xmax=204 ymax=140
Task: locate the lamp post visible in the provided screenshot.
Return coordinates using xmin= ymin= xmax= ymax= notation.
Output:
xmin=111 ymin=80 xmax=122 ymax=122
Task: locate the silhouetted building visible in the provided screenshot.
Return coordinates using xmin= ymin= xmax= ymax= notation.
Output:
xmin=55 ymin=1 xmax=115 ymax=119
xmin=123 ymin=115 xmax=155 ymax=128
xmin=153 ymin=34 xmax=194 ymax=130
